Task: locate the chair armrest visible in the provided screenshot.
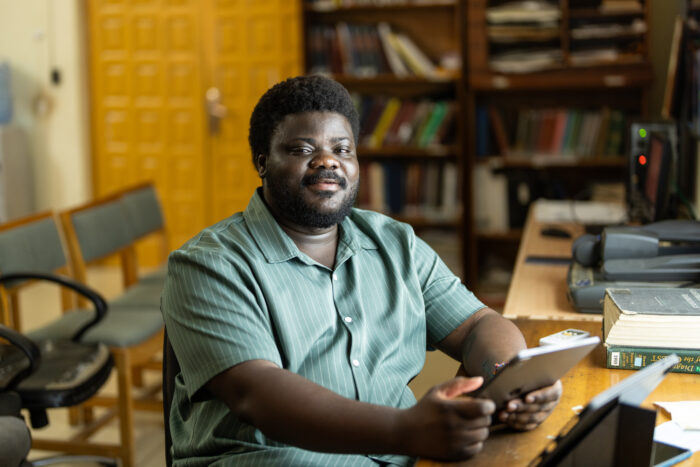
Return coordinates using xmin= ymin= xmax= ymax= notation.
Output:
xmin=0 ymin=272 xmax=108 ymax=342
xmin=0 ymin=324 xmax=41 ymax=389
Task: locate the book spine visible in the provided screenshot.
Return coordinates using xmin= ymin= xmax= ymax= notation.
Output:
xmin=606 ymin=346 xmax=700 ymax=374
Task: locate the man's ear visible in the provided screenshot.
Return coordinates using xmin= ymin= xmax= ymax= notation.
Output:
xmin=256 ymin=153 xmax=267 ymax=178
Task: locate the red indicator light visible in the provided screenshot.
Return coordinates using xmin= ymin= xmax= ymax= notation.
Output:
xmin=638 ymin=155 xmax=647 ymax=165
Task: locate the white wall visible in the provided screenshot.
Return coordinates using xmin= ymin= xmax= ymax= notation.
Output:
xmin=0 ymin=0 xmax=90 ymax=213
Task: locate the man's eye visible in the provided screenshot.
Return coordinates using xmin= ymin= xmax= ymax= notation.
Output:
xmin=290 ymin=146 xmax=312 ymax=155
xmin=336 ymin=146 xmax=352 ymax=155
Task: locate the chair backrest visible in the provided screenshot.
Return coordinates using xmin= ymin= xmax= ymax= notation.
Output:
xmin=119 ymin=182 xmax=165 ymax=242
xmin=162 ymin=329 xmax=180 ymax=467
xmin=59 ymin=195 xmax=139 ymax=289
xmin=0 ymin=212 xmax=71 ymax=328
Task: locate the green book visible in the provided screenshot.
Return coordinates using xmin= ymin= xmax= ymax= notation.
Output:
xmin=417 ymin=101 xmax=447 ymax=147
xmin=605 ymin=345 xmax=700 ymax=374
xmin=562 ymin=110 xmax=582 ymax=158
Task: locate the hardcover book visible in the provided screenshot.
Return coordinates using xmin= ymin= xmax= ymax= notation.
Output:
xmin=603 ymin=287 xmax=700 ymax=351
xmin=605 ymin=345 xmax=700 ymax=374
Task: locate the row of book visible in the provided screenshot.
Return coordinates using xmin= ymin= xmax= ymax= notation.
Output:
xmin=478 ymin=106 xmax=626 ymax=159
xmin=355 ymin=95 xmax=457 ymax=149
xmin=307 ymin=22 xmax=440 ymax=78
xmin=603 ymin=287 xmax=700 ymax=375
xmin=357 ymin=161 xmax=460 ymax=219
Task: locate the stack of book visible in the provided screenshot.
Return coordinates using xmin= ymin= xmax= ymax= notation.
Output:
xmin=603 ymin=287 xmax=700 ymax=374
xmin=307 ymin=22 xmax=446 ymax=78
xmin=486 ymin=0 xmax=564 ymax=74
xmin=568 ymin=0 xmax=646 ymax=67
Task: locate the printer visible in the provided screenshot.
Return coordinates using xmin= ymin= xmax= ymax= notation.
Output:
xmin=567 ymin=219 xmax=700 ymax=313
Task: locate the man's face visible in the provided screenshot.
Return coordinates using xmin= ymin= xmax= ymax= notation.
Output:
xmin=259 ymin=111 xmax=359 ymax=230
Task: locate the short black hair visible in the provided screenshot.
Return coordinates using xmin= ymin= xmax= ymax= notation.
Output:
xmin=248 ymin=75 xmax=360 ymax=168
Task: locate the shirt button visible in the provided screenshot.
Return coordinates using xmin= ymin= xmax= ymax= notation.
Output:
xmin=344 ymin=316 xmax=353 ymax=323
xmin=352 ymin=359 xmax=360 ymax=367
xmin=332 ymin=274 xmax=338 ymax=281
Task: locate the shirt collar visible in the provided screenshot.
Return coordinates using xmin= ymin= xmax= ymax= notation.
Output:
xmin=243 ymin=189 xmax=377 ymax=265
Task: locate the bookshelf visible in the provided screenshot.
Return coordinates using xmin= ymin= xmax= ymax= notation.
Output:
xmin=464 ymin=0 xmax=653 ymax=288
xmin=302 ymin=0 xmax=468 ymax=254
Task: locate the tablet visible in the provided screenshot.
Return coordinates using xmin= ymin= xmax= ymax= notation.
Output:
xmin=470 ymin=336 xmax=600 ymax=409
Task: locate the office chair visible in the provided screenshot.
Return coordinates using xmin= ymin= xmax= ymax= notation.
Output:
xmin=0 ymin=273 xmax=117 ymax=467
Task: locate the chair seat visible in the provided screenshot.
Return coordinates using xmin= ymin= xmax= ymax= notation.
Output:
xmin=14 ymin=340 xmax=113 ymax=411
xmin=27 ymin=309 xmax=164 ymax=348
xmin=110 ymin=281 xmax=163 ymax=310
xmin=139 ymin=265 xmax=167 ymax=287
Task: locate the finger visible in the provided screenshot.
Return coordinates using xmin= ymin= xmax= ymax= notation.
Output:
xmin=450 ymin=414 xmax=493 ymax=430
xmin=507 ymin=399 xmax=558 ymax=414
xmin=524 ymin=380 xmax=562 ymax=404
xmin=439 ymin=376 xmax=485 ymax=399
xmin=455 ymin=426 xmax=490 ymax=444
xmin=449 ymin=398 xmax=496 ymax=418
xmin=501 ymin=409 xmax=549 ymax=428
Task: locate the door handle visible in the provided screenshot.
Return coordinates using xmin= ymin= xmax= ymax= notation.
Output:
xmin=205 ymin=87 xmax=228 ymax=134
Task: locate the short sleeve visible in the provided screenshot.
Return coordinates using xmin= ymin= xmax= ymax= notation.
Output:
xmin=412 ymin=236 xmax=486 ymax=345
xmin=161 ymin=244 xmax=282 ymax=400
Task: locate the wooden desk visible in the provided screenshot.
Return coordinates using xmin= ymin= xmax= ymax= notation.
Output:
xmin=417 ymin=320 xmax=700 ymax=466
xmin=418 ymin=207 xmax=700 ymax=466
xmin=502 ymin=207 xmax=592 ymax=322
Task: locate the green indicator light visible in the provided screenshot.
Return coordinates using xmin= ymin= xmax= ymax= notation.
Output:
xmin=639 ymin=128 xmax=647 ymax=138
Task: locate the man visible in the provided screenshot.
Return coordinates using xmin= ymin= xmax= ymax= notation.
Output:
xmin=161 ymin=75 xmax=561 ymax=466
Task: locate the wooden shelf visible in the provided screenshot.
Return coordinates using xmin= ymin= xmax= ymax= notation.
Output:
xmin=476 ymin=229 xmax=523 ymax=242
xmin=305 ymin=0 xmax=456 ymax=13
xmin=469 ymin=64 xmax=652 ymax=91
xmin=331 ymin=74 xmax=459 ymax=96
xmin=569 ymin=8 xmax=645 ymax=19
xmin=478 ymin=156 xmax=627 ymax=170
xmin=359 ymin=145 xmax=458 ymax=159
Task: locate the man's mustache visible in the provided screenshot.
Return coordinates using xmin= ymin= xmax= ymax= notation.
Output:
xmin=303 ymin=170 xmax=347 ymax=189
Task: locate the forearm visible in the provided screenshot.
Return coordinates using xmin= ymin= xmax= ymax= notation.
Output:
xmin=460 ymin=310 xmax=526 ymax=379
xmin=211 ymin=361 xmax=406 ymax=455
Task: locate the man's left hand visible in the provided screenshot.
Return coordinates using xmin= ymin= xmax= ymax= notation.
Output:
xmin=497 ymin=380 xmax=562 ymax=431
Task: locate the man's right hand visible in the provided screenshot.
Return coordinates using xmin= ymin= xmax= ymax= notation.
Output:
xmin=397 ymin=377 xmax=495 ymax=461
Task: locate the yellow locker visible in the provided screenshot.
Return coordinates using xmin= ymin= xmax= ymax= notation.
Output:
xmin=87 ymin=0 xmax=302 ymax=262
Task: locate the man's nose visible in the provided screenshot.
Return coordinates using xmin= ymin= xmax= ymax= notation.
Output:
xmin=309 ymin=150 xmax=339 ymax=170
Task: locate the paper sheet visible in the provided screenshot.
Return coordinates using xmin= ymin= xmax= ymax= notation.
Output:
xmin=533 ymin=199 xmax=627 ymax=224
xmin=654 ymin=401 xmax=700 ymax=430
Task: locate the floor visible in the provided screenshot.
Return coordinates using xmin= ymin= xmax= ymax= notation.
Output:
xmin=19 ymin=231 xmax=497 ymax=466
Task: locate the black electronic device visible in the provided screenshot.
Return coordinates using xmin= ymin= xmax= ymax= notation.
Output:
xmin=628 ymin=121 xmax=677 ymax=223
xmin=651 ymin=441 xmax=691 ymax=467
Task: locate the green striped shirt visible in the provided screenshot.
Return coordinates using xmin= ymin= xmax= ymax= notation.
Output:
xmin=161 ymin=190 xmax=485 ymax=466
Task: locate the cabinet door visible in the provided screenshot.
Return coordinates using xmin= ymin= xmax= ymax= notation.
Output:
xmin=202 ymin=0 xmax=302 ymax=223
xmin=87 ymin=0 xmax=301 ymax=263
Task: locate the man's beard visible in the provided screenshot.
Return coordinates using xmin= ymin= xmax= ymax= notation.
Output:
xmin=266 ymin=170 xmax=359 ymax=229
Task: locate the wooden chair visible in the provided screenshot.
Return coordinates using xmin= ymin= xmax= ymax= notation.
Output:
xmin=56 ymin=197 xmax=167 ymax=467
xmin=0 ymin=212 xmax=162 ymax=467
